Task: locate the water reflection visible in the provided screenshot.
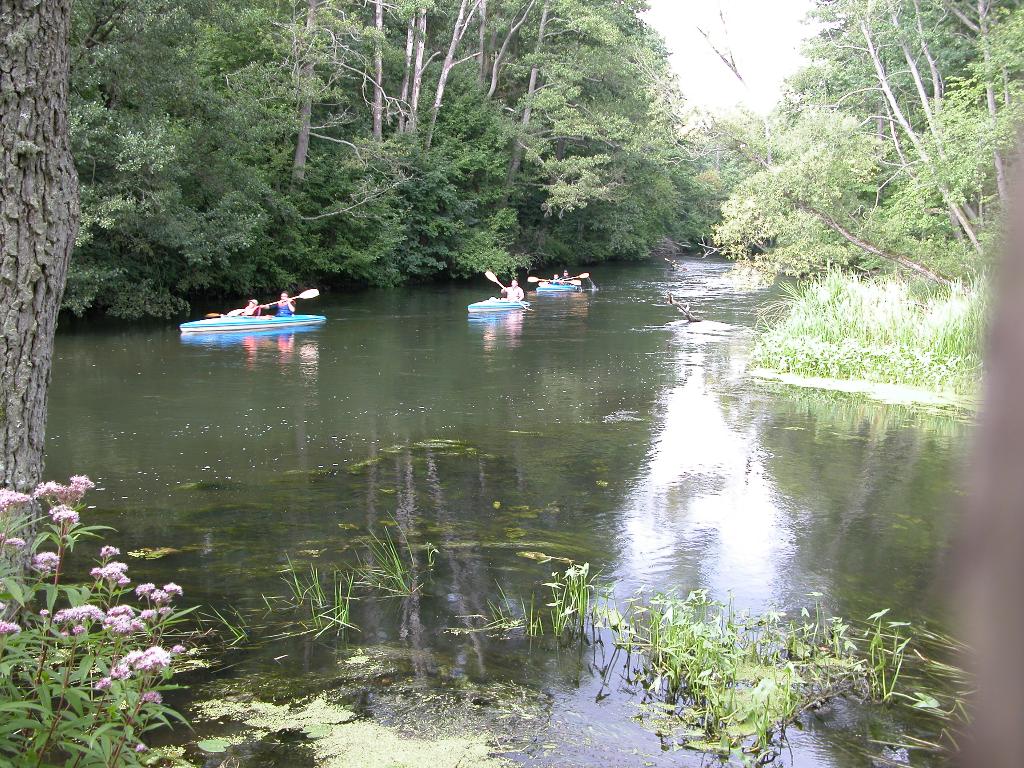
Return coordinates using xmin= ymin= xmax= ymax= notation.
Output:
xmin=468 ymin=311 xmax=524 ymax=351
xmin=44 ymin=260 xmax=970 ymax=768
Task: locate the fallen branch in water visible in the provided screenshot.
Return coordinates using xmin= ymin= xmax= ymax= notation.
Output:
xmin=667 ymin=293 xmax=702 ymax=322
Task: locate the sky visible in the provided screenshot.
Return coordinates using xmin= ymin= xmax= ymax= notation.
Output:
xmin=643 ymin=0 xmax=817 ymax=114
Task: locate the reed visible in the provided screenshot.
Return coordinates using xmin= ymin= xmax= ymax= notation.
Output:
xmin=753 ymin=271 xmax=986 ymax=393
xmin=356 ymin=526 xmax=419 ymax=596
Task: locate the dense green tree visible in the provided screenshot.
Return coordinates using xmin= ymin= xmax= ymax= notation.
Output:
xmin=714 ymin=0 xmax=1024 ymax=284
xmin=64 ymin=0 xmax=710 ymax=317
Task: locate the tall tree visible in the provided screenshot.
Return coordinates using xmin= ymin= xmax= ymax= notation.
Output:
xmin=0 ymin=1 xmax=80 ymax=495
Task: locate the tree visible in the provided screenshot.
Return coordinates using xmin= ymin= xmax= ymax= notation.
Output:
xmin=0 ymin=0 xmax=80 ymax=496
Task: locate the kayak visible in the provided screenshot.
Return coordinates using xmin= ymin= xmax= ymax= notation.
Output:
xmin=179 ymin=314 xmax=327 ymax=334
xmin=467 ymin=298 xmax=531 ymax=312
xmin=536 ymin=282 xmax=582 ymax=293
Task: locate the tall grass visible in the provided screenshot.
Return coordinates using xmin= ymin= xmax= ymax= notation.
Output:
xmin=753 ymin=271 xmax=986 ymax=394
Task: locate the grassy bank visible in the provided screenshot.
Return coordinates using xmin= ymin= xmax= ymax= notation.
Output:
xmin=752 ymin=272 xmax=986 ymax=395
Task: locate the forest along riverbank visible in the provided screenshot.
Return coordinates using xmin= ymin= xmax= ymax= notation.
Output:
xmin=44 ymin=260 xmax=972 ymax=766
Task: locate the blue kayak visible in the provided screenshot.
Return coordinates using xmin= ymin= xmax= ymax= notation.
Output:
xmin=179 ymin=314 xmax=327 ymax=334
xmin=467 ymin=298 xmax=530 ymax=312
xmin=536 ymin=282 xmax=582 ymax=293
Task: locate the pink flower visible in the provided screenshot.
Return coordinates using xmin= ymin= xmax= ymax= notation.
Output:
xmin=171 ymin=644 xmax=186 ymax=654
xmin=72 ymin=624 xmax=86 ymax=636
xmin=35 ymin=476 xmax=93 ymax=505
xmin=32 ymin=552 xmax=60 ymax=574
xmin=104 ymin=614 xmax=143 ymax=635
xmin=0 ymin=537 xmax=26 ymax=549
xmin=140 ymin=609 xmax=157 ymax=620
xmin=100 ymin=545 xmax=120 ymax=559
xmin=162 ymin=583 xmax=183 ymax=598
xmin=0 ymin=489 xmax=31 ymax=511
xmin=54 ymin=605 xmax=105 ymax=624
xmin=49 ymin=505 xmax=79 ymax=525
xmin=94 ymin=677 xmax=112 ymax=691
xmin=149 ymin=590 xmax=170 ymax=605
xmin=106 ymin=605 xmax=136 ymax=618
xmin=90 ymin=561 xmax=129 ymax=585
xmin=38 ymin=609 xmax=49 ymax=618
xmin=140 ymin=692 xmax=162 ymax=704
xmin=70 ymin=475 xmax=95 ymax=494
xmin=134 ymin=743 xmax=148 ymax=753
xmin=135 ymin=583 xmax=155 ymax=597
xmin=111 ymin=663 xmax=131 ymax=680
xmin=0 ymin=621 xmax=21 ymax=635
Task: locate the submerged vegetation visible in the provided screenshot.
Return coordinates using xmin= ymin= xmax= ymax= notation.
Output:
xmin=752 ymin=271 xmax=986 ymax=394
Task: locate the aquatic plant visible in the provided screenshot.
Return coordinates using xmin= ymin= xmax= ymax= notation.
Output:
xmin=544 ymin=562 xmax=597 ymax=637
xmin=356 ymin=525 xmax=420 ymax=596
xmin=0 ymin=477 xmax=191 ymax=764
xmin=752 ymin=271 xmax=986 ymax=394
xmin=278 ymin=557 xmax=355 ymax=637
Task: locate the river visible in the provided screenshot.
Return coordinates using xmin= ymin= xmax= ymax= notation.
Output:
xmin=45 ymin=258 xmax=971 ymax=766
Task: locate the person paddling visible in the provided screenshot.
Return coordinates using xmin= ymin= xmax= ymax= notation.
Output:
xmin=226 ymin=299 xmax=262 ymax=317
xmin=501 ymin=279 xmax=525 ymax=303
xmin=274 ymin=292 xmax=296 ymax=317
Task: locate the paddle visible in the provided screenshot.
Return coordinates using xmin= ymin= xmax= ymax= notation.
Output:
xmin=527 ymin=272 xmax=590 ymax=283
xmin=483 ymin=271 xmax=531 ymax=310
xmin=206 ymin=288 xmax=321 ymax=318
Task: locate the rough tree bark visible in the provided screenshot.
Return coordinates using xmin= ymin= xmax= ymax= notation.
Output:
xmin=292 ymin=0 xmax=319 ymax=184
xmin=978 ymin=0 xmax=1009 ymax=205
xmin=372 ymin=0 xmax=384 ymax=140
xmin=0 ymin=0 xmax=80 ymax=497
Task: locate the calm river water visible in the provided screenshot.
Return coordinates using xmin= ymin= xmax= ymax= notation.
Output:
xmin=46 ymin=259 xmax=970 ymax=766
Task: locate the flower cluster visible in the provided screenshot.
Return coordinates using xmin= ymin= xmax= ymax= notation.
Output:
xmin=49 ymin=505 xmax=80 ymax=526
xmin=108 ymin=645 xmax=175 ymax=680
xmin=103 ymin=605 xmax=144 ymax=635
xmin=0 ymin=621 xmax=21 ymax=636
xmin=31 ymin=552 xmax=61 ymax=575
xmin=90 ymin=561 xmax=130 ymax=586
xmin=99 ymin=545 xmax=120 ymax=559
xmin=33 ymin=475 xmax=95 ymax=506
xmin=0 ymin=535 xmax=25 ymax=549
xmin=0 ymin=489 xmax=31 ymax=512
xmin=53 ymin=605 xmax=105 ymax=625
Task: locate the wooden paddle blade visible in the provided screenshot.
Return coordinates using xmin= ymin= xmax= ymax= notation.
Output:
xmin=484 ymin=270 xmax=498 ymax=283
xmin=204 ymin=313 xmax=223 ymax=319
xmin=570 ymin=280 xmax=583 ymax=286
xmin=296 ymin=288 xmax=320 ymax=300
xmin=526 ymin=276 xmax=541 ymax=283
xmin=578 ymin=272 xmax=590 ymax=279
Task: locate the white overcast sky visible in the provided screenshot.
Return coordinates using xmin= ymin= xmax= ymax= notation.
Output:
xmin=643 ymin=0 xmax=817 ymax=114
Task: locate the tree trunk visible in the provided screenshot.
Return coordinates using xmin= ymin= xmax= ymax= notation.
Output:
xmin=478 ymin=0 xmax=488 ymax=86
xmin=408 ymin=8 xmax=427 ymax=133
xmin=398 ymin=15 xmax=415 ymax=132
xmin=292 ymin=0 xmax=319 ymax=184
xmin=487 ymin=0 xmax=536 ymax=99
xmin=792 ymin=198 xmax=953 ymax=286
xmin=862 ymin=21 xmax=982 ymax=253
xmin=425 ymin=0 xmax=483 ymax=149
xmin=507 ymin=0 xmax=549 ymax=184
xmin=0 ymin=1 xmax=80 ymax=501
xmin=372 ymin=0 xmax=384 ymax=140
xmin=978 ymin=0 xmax=1009 ymax=205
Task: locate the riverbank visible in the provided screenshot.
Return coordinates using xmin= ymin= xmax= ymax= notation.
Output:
xmin=750 ymin=271 xmax=985 ymax=397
